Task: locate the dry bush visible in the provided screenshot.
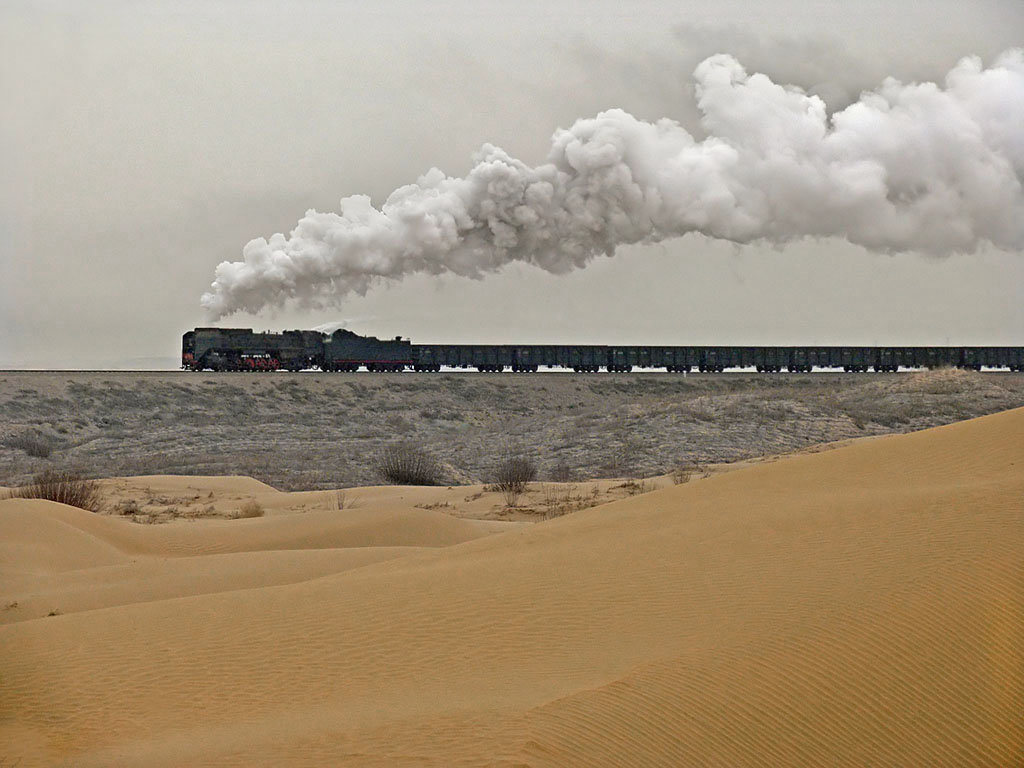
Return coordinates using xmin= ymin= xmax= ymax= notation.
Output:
xmin=539 ymin=483 xmax=604 ymax=519
xmin=541 ymin=483 xmax=577 ymax=518
xmin=114 ymin=498 xmax=141 ymax=515
xmin=671 ymin=460 xmax=707 ymax=485
xmin=671 ymin=466 xmax=693 ymax=485
xmin=375 ymin=442 xmax=443 ymax=486
xmin=335 ymin=490 xmax=358 ymax=510
xmin=4 ymin=432 xmax=56 ymax=459
xmin=614 ymin=478 xmax=652 ymax=496
xmin=492 ymin=451 xmax=538 ymax=507
xmin=10 ymin=470 xmax=102 ymax=512
xmin=234 ymin=500 xmax=264 ymax=518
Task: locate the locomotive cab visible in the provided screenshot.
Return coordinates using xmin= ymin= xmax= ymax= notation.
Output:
xmin=181 ymin=331 xmax=197 ymax=370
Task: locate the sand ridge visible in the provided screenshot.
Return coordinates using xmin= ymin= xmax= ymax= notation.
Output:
xmin=2 ymin=408 xmax=1022 ymax=765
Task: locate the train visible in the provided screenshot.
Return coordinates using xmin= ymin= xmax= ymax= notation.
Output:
xmin=181 ymin=327 xmax=1024 ymax=373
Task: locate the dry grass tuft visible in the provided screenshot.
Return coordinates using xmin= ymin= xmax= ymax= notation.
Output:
xmin=114 ymin=498 xmax=141 ymax=515
xmin=415 ymin=501 xmax=452 ymax=510
xmin=335 ymin=490 xmax=358 ymax=510
xmin=234 ymin=500 xmax=264 ymax=519
xmin=8 ymin=469 xmax=102 ymax=512
xmin=672 ymin=461 xmax=709 ymax=485
xmin=539 ymin=483 xmax=605 ymax=519
xmin=614 ymin=478 xmax=652 ymax=496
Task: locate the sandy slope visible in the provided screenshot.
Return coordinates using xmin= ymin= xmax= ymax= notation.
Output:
xmin=2 ymin=409 xmax=1023 ymax=766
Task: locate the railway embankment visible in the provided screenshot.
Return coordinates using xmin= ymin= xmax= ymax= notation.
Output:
xmin=2 ymin=368 xmax=1023 ymax=490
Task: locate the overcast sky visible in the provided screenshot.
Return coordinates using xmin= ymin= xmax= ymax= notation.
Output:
xmin=2 ymin=0 xmax=1022 ymax=368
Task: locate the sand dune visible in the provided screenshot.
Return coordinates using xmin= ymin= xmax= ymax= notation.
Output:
xmin=1 ymin=494 xmax=508 ymax=560
xmin=0 ymin=494 xmax=516 ymax=623
xmin=0 ymin=546 xmax=426 ymax=624
xmin=2 ymin=408 xmax=1022 ymax=765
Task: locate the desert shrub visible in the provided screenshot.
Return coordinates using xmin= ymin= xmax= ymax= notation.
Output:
xmin=614 ymin=478 xmax=651 ymax=496
xmin=671 ymin=460 xmax=707 ymax=485
xmin=539 ymin=483 xmax=598 ymax=519
xmin=235 ymin=500 xmax=264 ymax=518
xmin=375 ymin=442 xmax=442 ymax=486
xmin=114 ymin=499 xmax=141 ymax=515
xmin=4 ymin=432 xmax=56 ymax=459
xmin=671 ymin=466 xmax=693 ymax=485
xmin=10 ymin=470 xmax=102 ymax=512
xmin=492 ymin=451 xmax=538 ymax=507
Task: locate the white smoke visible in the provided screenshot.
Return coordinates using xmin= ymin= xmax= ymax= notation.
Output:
xmin=202 ymin=50 xmax=1024 ymax=319
xmin=311 ymin=318 xmax=369 ymax=335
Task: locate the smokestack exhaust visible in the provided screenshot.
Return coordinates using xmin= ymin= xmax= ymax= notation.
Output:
xmin=201 ymin=50 xmax=1024 ymax=319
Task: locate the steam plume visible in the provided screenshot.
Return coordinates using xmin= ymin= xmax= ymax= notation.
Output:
xmin=202 ymin=51 xmax=1024 ymax=319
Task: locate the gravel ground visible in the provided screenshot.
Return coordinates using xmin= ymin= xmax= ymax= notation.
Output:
xmin=2 ymin=368 xmax=1023 ymax=490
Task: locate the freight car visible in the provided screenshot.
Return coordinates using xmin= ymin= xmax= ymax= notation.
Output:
xmin=182 ymin=328 xmax=1024 ymax=373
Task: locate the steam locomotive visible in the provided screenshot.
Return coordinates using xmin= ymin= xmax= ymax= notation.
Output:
xmin=181 ymin=327 xmax=1024 ymax=373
